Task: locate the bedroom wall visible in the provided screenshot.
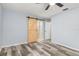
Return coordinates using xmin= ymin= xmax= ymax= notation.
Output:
xmin=1 ymin=8 xmax=45 ymax=47
xmin=0 ymin=4 xmax=2 ymax=47
xmin=0 ymin=5 xmax=49 ymax=47
xmin=1 ymin=8 xmax=28 ymax=47
xmin=51 ymin=8 xmax=79 ymax=49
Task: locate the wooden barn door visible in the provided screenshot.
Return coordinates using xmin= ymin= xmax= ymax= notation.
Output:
xmin=28 ymin=17 xmax=38 ymax=43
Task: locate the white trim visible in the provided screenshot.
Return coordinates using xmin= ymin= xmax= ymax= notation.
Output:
xmin=0 ymin=42 xmax=27 ymax=49
xmin=53 ymin=42 xmax=79 ymax=51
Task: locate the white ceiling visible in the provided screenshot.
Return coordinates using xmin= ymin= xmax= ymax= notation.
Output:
xmin=1 ymin=3 xmax=79 ymax=20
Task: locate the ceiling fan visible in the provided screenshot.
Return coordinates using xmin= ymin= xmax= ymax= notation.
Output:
xmin=45 ymin=3 xmax=64 ymax=10
xmin=36 ymin=3 xmax=68 ymax=11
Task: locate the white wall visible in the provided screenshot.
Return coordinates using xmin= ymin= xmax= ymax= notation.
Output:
xmin=1 ymin=9 xmax=28 ymax=47
xmin=0 ymin=4 xmax=2 ymax=47
xmin=51 ymin=8 xmax=79 ymax=49
xmin=1 ymin=8 xmax=46 ymax=47
xmin=0 ymin=4 xmax=1 ymax=45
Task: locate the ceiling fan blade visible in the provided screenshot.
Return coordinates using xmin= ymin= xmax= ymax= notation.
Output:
xmin=45 ymin=4 xmax=50 ymax=10
xmin=56 ymin=3 xmax=64 ymax=7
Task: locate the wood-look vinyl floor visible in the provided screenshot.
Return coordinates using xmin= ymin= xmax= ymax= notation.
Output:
xmin=0 ymin=41 xmax=79 ymax=56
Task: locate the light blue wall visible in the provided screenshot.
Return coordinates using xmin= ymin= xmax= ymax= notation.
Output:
xmin=51 ymin=8 xmax=79 ymax=49
xmin=0 ymin=4 xmax=2 ymax=47
xmin=1 ymin=9 xmax=28 ymax=47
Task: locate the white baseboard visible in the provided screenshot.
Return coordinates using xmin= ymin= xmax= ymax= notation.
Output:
xmin=0 ymin=42 xmax=27 ymax=49
xmin=53 ymin=41 xmax=79 ymax=51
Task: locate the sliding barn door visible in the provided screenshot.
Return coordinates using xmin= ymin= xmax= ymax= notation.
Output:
xmin=28 ymin=18 xmax=38 ymax=43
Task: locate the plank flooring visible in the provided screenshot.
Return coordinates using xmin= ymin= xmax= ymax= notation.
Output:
xmin=0 ymin=41 xmax=79 ymax=56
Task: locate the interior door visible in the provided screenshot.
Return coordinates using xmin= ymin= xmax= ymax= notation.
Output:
xmin=28 ymin=18 xmax=38 ymax=43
